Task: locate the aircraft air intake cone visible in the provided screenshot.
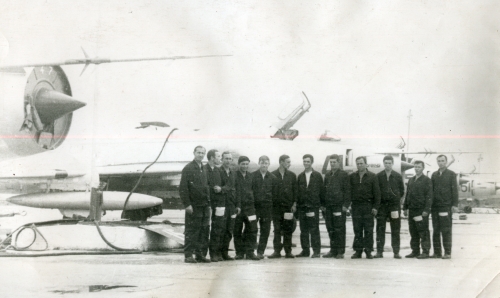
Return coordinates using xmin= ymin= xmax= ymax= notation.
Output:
xmin=459 ymin=178 xmax=469 ymax=185
xmin=401 ymin=161 xmax=414 ymax=172
xmin=34 ymin=88 xmax=86 ymax=123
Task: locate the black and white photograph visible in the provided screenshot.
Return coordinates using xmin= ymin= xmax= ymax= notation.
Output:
xmin=0 ymin=1 xmax=499 ymax=297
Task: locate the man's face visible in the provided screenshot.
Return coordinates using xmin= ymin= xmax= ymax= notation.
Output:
xmin=239 ymin=161 xmax=249 ymax=172
xmin=194 ymin=148 xmax=206 ymax=162
xmin=280 ymin=158 xmax=291 ymax=170
xmin=356 ymin=158 xmax=367 ymax=172
xmin=414 ymin=163 xmax=424 ymax=176
xmin=437 ymin=157 xmax=447 ymax=169
xmin=212 ymin=152 xmax=222 ymax=166
xmin=384 ymin=159 xmax=393 ymax=171
xmin=303 ymin=158 xmax=312 ymax=170
xmin=222 ymin=153 xmax=232 ymax=167
xmin=259 ymin=160 xmax=270 ymax=172
xmin=330 ymin=158 xmax=340 ymax=170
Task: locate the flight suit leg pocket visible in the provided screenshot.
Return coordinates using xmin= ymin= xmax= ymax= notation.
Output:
xmin=414 ymin=217 xmax=425 ymax=232
xmin=333 ymin=212 xmax=343 ymax=229
xmin=438 ymin=212 xmax=450 ymax=233
xmin=202 ymin=206 xmax=211 ymax=226
xmin=283 ymin=212 xmax=294 ymax=232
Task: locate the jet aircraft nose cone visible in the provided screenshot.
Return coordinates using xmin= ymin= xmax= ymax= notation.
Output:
xmin=34 ymin=88 xmax=86 ymax=123
xmin=401 ymin=161 xmax=414 ymax=172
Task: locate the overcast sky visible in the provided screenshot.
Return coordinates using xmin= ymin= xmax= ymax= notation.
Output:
xmin=1 ymin=0 xmax=499 ymax=173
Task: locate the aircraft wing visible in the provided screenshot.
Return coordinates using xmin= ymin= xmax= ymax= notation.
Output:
xmin=0 ymin=168 xmax=85 ymax=179
xmin=98 ymin=161 xmax=190 ymax=209
xmin=0 ymin=153 xmax=86 ymax=180
xmin=98 ymin=161 xmax=187 ymax=176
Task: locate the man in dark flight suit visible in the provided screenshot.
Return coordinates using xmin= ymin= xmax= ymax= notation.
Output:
xmin=233 ymin=156 xmax=260 ymax=261
xmin=431 ymin=155 xmax=459 ymax=259
xmin=375 ymin=155 xmax=405 ymax=259
xmin=269 ymin=154 xmax=297 ymax=259
xmin=404 ymin=160 xmax=433 ymax=259
xmin=179 ymin=145 xmax=211 ymax=263
xmin=349 ymin=156 xmax=381 ymax=259
xmin=219 ymin=151 xmax=239 ymax=261
xmin=322 ymin=154 xmax=351 ymax=259
xmin=252 ymin=155 xmax=281 ymax=259
xmin=296 ymin=154 xmax=323 ymax=258
xmin=204 ymin=149 xmax=225 ymax=262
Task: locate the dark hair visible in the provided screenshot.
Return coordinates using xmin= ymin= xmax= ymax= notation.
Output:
xmin=303 ymin=154 xmax=314 ymax=163
xmin=414 ymin=160 xmax=425 ymax=168
xmin=238 ymin=156 xmax=250 ymax=164
xmin=193 ymin=145 xmax=205 ymax=153
xmin=437 ymin=154 xmax=448 ymax=161
xmin=329 ymin=154 xmax=340 ymax=162
xmin=383 ymin=155 xmax=394 ymax=163
xmin=222 ymin=151 xmax=232 ymax=158
xmin=207 ymin=149 xmax=219 ymax=161
xmin=259 ymin=155 xmax=270 ymax=163
xmin=355 ymin=156 xmax=367 ymax=164
xmin=279 ymin=154 xmax=290 ymax=164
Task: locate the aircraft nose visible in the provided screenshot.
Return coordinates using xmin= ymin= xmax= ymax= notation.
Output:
xmin=401 ymin=161 xmax=414 ymax=172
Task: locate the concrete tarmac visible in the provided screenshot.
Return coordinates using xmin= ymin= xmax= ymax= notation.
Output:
xmin=1 ymin=210 xmax=500 ymax=298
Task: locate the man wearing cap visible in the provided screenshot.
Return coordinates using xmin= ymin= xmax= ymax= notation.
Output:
xmin=179 ymin=145 xmax=211 ymax=263
xmin=269 ymin=154 xmax=297 ymax=259
xmin=296 ymin=154 xmax=323 ymax=258
xmin=219 ymin=151 xmax=239 ymax=261
xmin=431 ymin=155 xmax=459 ymax=259
xmin=349 ymin=156 xmax=381 ymax=259
xmin=233 ymin=156 xmax=260 ymax=260
xmin=252 ymin=155 xmax=281 ymax=259
xmin=404 ymin=160 xmax=433 ymax=259
xmin=204 ymin=149 xmax=225 ymax=262
xmin=322 ymin=154 xmax=351 ymax=259
xmin=375 ymin=155 xmax=405 ymax=259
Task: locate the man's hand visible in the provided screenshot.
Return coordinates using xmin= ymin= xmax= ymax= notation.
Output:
xmin=452 ymin=206 xmax=459 ymax=213
xmin=371 ymin=209 xmax=378 ymax=216
xmin=236 ymin=207 xmax=241 ymax=215
xmin=403 ymin=209 xmax=408 ymax=217
xmin=422 ymin=211 xmax=428 ymax=217
xmin=186 ymin=205 xmax=193 ymax=214
xmin=291 ymin=204 xmax=297 ymax=213
xmin=214 ymin=186 xmax=222 ymax=193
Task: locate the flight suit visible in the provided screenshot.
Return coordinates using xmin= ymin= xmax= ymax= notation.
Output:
xmin=233 ymin=171 xmax=258 ymax=256
xmin=322 ymin=169 xmax=351 ymax=256
xmin=179 ymin=160 xmax=211 ymax=259
xmin=431 ymin=169 xmax=458 ymax=256
xmin=404 ymin=175 xmax=433 ymax=255
xmin=204 ymin=164 xmax=226 ymax=259
xmin=271 ymin=168 xmax=297 ymax=255
xmin=252 ymin=170 xmax=280 ymax=255
xmin=376 ymin=170 xmax=405 ymax=255
xmin=297 ymin=170 xmax=323 ymax=255
xmin=349 ymin=170 xmax=381 ymax=254
xmin=220 ymin=167 xmax=238 ymax=258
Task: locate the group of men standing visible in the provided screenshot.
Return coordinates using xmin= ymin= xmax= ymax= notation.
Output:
xmin=179 ymin=146 xmax=458 ymax=263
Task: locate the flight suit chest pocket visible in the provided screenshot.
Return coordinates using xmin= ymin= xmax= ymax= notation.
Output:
xmin=193 ymin=171 xmax=203 ymax=185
